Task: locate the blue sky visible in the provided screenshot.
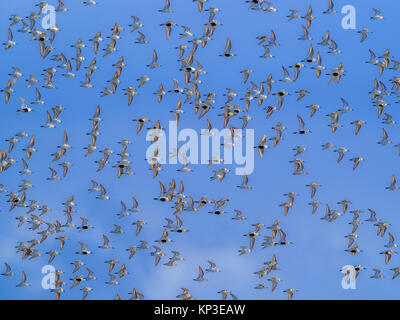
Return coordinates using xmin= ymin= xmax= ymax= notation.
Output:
xmin=0 ymin=0 xmax=400 ymax=300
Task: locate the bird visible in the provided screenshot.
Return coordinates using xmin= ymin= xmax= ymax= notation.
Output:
xmin=345 ymin=244 xmax=362 ymax=255
xmin=378 ymin=128 xmax=391 ymax=146
xmin=279 ymin=66 xmax=293 ymax=82
xmin=47 ymin=167 xmax=60 ymax=181
xmin=301 ymin=6 xmax=314 ymax=28
xmin=350 ymin=120 xmax=366 ymax=135
xmin=219 ymin=37 xmax=235 ymax=57
xmin=153 ymin=84 xmax=166 ymax=103
xmin=98 ymin=235 xmax=113 ymax=250
xmin=17 ymin=97 xmax=32 ymax=114
xmin=380 ymin=250 xmax=397 ymax=264
xmin=205 ymin=260 xmax=220 ymax=273
xmin=295 ymin=89 xmax=309 ymax=101
xmin=147 ymin=50 xmax=160 ymax=69
xmin=311 ymin=52 xmax=326 ymax=78
xmin=232 ymin=209 xmax=246 ymax=221
xmin=237 ymin=173 xmax=251 ymax=189
xmin=89 ymin=32 xmax=103 ymax=54
xmin=293 ymin=114 xmax=311 ymax=134
xmin=1 ymin=263 xmax=14 ymax=276
xmin=129 ymin=16 xmax=143 ymax=33
xmin=268 ymin=276 xmax=281 ymax=292
xmin=83 ymin=1 xmax=97 ymax=6
xmin=22 ymin=135 xmax=36 ymax=159
xmin=80 ymin=287 xmax=92 ymax=300
xmin=159 ymin=0 xmax=173 ymax=13
xmin=323 ymin=0 xmax=336 ymax=14
xmin=96 ymin=184 xmax=110 ymax=200
xmin=334 ymin=147 xmax=348 ymax=163
xmin=350 ymin=157 xmax=364 ymax=171
xmin=16 ymin=271 xmax=30 ymax=287
xmin=287 ymin=9 xmax=300 ymax=21
xmin=283 ymin=288 xmax=298 ymax=300
xmin=193 ymin=266 xmax=207 ymax=281
xmin=254 ymin=135 xmax=268 ymax=158
xmin=390 ymin=268 xmax=400 ymax=280
xmin=240 ymin=69 xmax=252 ymax=84
xmin=345 ymin=233 xmax=358 ymax=248
xmin=358 ymin=28 xmax=372 ymax=43
xmin=370 ymin=8 xmax=384 ymax=20
xmin=365 ymin=208 xmax=379 ymax=222
xmin=160 ymin=20 xmax=178 ymax=40
xmin=150 ymin=246 xmax=165 ymax=266
xmin=386 ymin=174 xmax=398 ymax=191
xmin=370 ymin=269 xmax=384 ymax=279
xmin=3 ymin=28 xmax=16 ymax=50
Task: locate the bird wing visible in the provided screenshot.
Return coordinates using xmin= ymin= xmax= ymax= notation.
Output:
xmin=297 ymin=114 xmax=305 ymax=129
xmin=225 ymin=37 xmax=231 ymax=53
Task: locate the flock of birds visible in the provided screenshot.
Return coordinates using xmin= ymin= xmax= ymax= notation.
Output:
xmin=0 ymin=0 xmax=399 ymax=300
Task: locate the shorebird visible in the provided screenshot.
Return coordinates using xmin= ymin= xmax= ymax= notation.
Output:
xmin=80 ymin=287 xmax=92 ymax=300
xmin=159 ymin=0 xmax=173 ymax=13
xmin=237 ymin=173 xmax=251 ymax=189
xmin=345 ymin=244 xmax=362 ymax=255
xmin=194 ymin=266 xmax=207 ymax=281
xmin=160 ymin=20 xmax=178 ymax=40
xmin=22 ymin=135 xmax=36 ymax=159
xmin=283 ymin=288 xmax=298 ymax=300
xmin=287 ymin=9 xmax=300 ymax=21
xmin=386 ymin=174 xmax=398 ymax=190
xmin=334 ymin=147 xmax=348 ymax=163
xmin=350 ymin=157 xmax=363 ymax=170
xmin=16 ymin=271 xmax=30 ymax=287
xmin=311 ymin=52 xmax=326 ymax=78
xmin=370 ymin=8 xmax=384 ymax=20
xmin=1 ymin=263 xmax=14 ymax=276
xmin=323 ymin=0 xmax=336 ymax=14
xmin=306 ymin=182 xmax=321 ymax=198
xmin=385 ymin=233 xmax=398 ymax=248
xmin=380 ymin=250 xmax=397 ymax=264
xmin=267 ymin=276 xmax=281 ymax=292
xmin=232 ymin=209 xmax=246 ymax=221
xmin=370 ymin=269 xmax=383 ymax=279
xmin=375 ymin=221 xmax=391 ymax=237
xmin=293 ymin=114 xmax=311 ymax=134
xmin=83 ymin=0 xmax=97 ymax=5
xmin=238 ymin=246 xmax=251 ymax=256
xmin=151 ymin=246 xmax=165 ymax=266
xmin=76 ymin=242 xmax=91 ymax=255
xmin=135 ymin=31 xmax=148 ymax=44
xmin=279 ymin=66 xmax=293 ymax=82
xmin=129 ymin=16 xmax=143 ymax=33
xmin=298 ymin=25 xmax=311 ymax=41
xmin=345 ymin=233 xmax=358 ymax=248
xmin=358 ymin=28 xmax=372 ymax=43
xmin=365 ymin=208 xmax=379 ymax=222
xmin=390 ymin=268 xmax=400 ymax=280
xmin=254 ymin=135 xmax=268 ymax=158
xmin=308 ymin=201 xmax=321 ymax=214
xmin=205 ymin=260 xmax=220 ymax=273
xmin=350 ymin=120 xmax=365 ymax=135
xmin=301 ymin=6 xmax=314 ymax=28
xmin=3 ymin=28 xmax=16 ymax=50
xmin=96 ymin=184 xmax=110 ymax=200
xmin=219 ymin=37 xmax=235 ymax=57
xmin=378 ymin=128 xmax=391 ymax=146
